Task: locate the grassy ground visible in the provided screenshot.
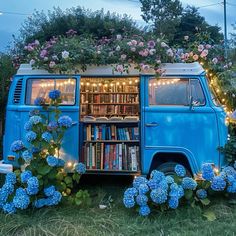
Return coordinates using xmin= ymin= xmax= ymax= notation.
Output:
xmin=0 ymin=175 xmax=236 ymax=236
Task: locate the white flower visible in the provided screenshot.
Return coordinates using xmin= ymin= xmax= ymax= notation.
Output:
xmin=61 ymin=50 xmax=69 ymax=59
xmin=116 ymin=46 xmax=121 ymax=51
xmin=52 ymin=55 xmax=59 ymax=60
xmin=161 ymin=42 xmax=167 ymax=47
xmin=120 ymin=54 xmax=127 ymax=60
xmin=49 ymin=61 xmax=56 ymax=68
xmin=166 ymin=48 xmax=174 ymax=57
xmin=184 ymin=36 xmax=189 ymax=41
xmin=212 ymin=58 xmax=218 ymax=64
xmin=198 ymin=44 xmax=204 ymax=52
xmin=116 ymin=34 xmax=122 ymax=40
xmin=149 ymin=49 xmax=156 ymax=55
xmin=34 ymin=40 xmax=40 ymax=46
xmin=29 ymin=59 xmax=35 ymax=66
xmin=116 ymin=64 xmax=124 ymax=72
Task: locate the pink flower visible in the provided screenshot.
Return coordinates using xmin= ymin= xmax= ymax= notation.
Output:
xmin=29 ymin=59 xmax=35 ymax=66
xmin=138 ymin=42 xmax=144 ymax=47
xmin=200 ymin=49 xmax=208 ymax=58
xmin=49 ymin=61 xmax=56 ymax=68
xmin=156 ymin=68 xmax=165 ymax=74
xmin=189 ymin=52 xmax=193 ymax=57
xmin=116 ymin=64 xmax=124 ymax=72
xmin=131 ymin=40 xmax=137 ymax=46
xmin=141 ymin=64 xmax=150 ymax=71
xmin=205 ymin=44 xmax=212 ymax=49
xmin=198 ymin=45 xmax=204 ymax=52
xmin=130 ymin=47 xmax=136 ymax=52
xmin=139 ymin=49 xmax=149 ymax=57
xmin=193 ymin=54 xmax=199 ymax=61
xmin=120 ymin=54 xmax=127 ymax=60
xmin=127 ymin=41 xmax=132 ymax=46
xmin=147 ymin=40 xmax=156 ymax=48
xmin=156 ymin=59 xmax=161 ymax=64
xmin=212 ymin=58 xmax=218 ymax=64
xmin=40 ymin=49 xmax=48 ymax=58
xmin=34 ymin=40 xmax=40 ymax=46
xmin=27 ymin=46 xmax=34 ymax=52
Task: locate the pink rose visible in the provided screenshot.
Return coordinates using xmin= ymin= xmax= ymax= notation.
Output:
xmin=138 ymin=42 xmax=144 ymax=47
xmin=49 ymin=61 xmax=56 ymax=68
xmin=131 ymin=40 xmax=137 ymax=46
xmin=198 ymin=45 xmax=204 ymax=52
xmin=147 ymin=40 xmax=156 ymax=48
xmin=116 ymin=64 xmax=124 ymax=72
xmin=120 ymin=54 xmax=127 ymax=60
xmin=130 ymin=47 xmax=136 ymax=52
xmin=193 ymin=54 xmax=199 ymax=61
xmin=40 ymin=49 xmax=48 ymax=58
xmin=141 ymin=64 xmax=150 ymax=71
xmin=205 ymin=44 xmax=212 ymax=49
xmin=212 ymin=58 xmax=218 ymax=64
xmin=200 ymin=49 xmax=208 ymax=58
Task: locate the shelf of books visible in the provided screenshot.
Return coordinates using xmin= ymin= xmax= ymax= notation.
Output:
xmin=80 ymin=77 xmax=140 ymax=174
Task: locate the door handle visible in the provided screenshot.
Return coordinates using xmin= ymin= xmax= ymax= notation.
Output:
xmin=145 ymin=122 xmax=159 ymax=127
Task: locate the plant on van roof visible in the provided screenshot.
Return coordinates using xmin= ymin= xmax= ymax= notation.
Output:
xmin=0 ymin=90 xmax=90 ymax=214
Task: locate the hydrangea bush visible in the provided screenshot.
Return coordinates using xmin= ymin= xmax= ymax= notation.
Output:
xmin=0 ymin=90 xmax=89 ymax=214
xmin=123 ymin=163 xmax=236 ymax=216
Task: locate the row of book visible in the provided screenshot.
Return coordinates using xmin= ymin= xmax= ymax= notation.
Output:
xmin=81 ymin=105 xmax=139 ymax=116
xmin=84 ymin=125 xmax=139 ymax=141
xmin=80 ymin=84 xmax=139 ymax=93
xmin=81 ymin=143 xmax=139 ymax=171
xmin=80 ymin=94 xmax=139 ymax=104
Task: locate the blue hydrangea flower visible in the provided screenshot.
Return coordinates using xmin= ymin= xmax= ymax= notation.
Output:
xmin=26 ymin=131 xmax=37 ymax=142
xmin=148 ymin=179 xmax=159 ymax=190
xmin=165 ymin=176 xmax=174 ymax=184
xmin=20 ymin=170 xmax=32 ymax=183
xmin=57 ymin=159 xmax=65 ymax=167
xmin=2 ymin=183 xmax=14 ymax=195
xmin=227 ymin=175 xmax=236 ymax=185
xmin=139 ymin=205 xmax=151 ymax=216
xmin=42 ymin=132 xmax=53 ymax=142
xmin=34 ymin=198 xmax=47 ymax=208
xmin=150 ymin=170 xmax=165 ymax=183
xmin=3 ymin=202 xmax=16 ymax=214
xmin=29 ymin=115 xmax=42 ymax=125
xmin=47 ymin=121 xmax=58 ymax=131
xmin=136 ymin=194 xmax=148 ymax=206
xmin=13 ymin=188 xmax=30 ymax=210
xmin=24 ymin=121 xmax=32 ymax=131
xmin=32 ymin=146 xmax=41 ymax=153
xmin=158 ymin=180 xmax=168 ymax=192
xmin=234 ymin=161 xmax=236 ymax=170
xmin=5 ymin=172 xmax=17 ymax=185
xmin=138 ymin=184 xmax=149 ymax=195
xmin=29 ymin=109 xmax=40 ymax=117
xmin=168 ymin=197 xmax=179 ymax=209
xmin=211 ymin=176 xmax=226 ymax=191
xmin=133 ymin=177 xmax=148 ymax=189
xmin=123 ymin=195 xmax=135 ymax=208
xmin=0 ymin=189 xmax=8 ymax=207
xmin=175 ymin=164 xmax=186 ymax=177
xmin=169 ymin=183 xmax=179 ymax=198
xmin=44 ymin=185 xmax=56 ymax=197
xmin=75 ymin=163 xmax=86 ymax=174
xmin=49 ymin=90 xmax=61 ymax=100
xmin=26 ymin=177 xmax=39 ymax=195
xmin=22 ymin=150 xmax=33 ymax=162
xmin=227 ymin=183 xmax=236 ymax=193
xmin=58 ymin=116 xmax=73 ymax=128
xmin=196 ymin=189 xmax=207 ymax=199
xmin=46 ymin=156 xmax=58 ymax=167
xmin=182 ymin=177 xmax=197 ymax=190
xmin=34 ymin=97 xmax=46 ymax=106
xmin=124 ymin=187 xmax=138 ymax=197
xmin=10 ymin=140 xmax=24 ymax=152
xmin=46 ymin=191 xmax=62 ymax=206
xmin=150 ymin=188 xmax=167 ymax=204
xmin=202 ymin=163 xmax=214 ymax=181
xmin=222 ymin=166 xmax=236 ymax=177
xmin=178 ymin=185 xmax=184 ymax=198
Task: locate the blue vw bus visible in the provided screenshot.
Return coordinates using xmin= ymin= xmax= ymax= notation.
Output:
xmin=2 ymin=62 xmax=228 ymax=176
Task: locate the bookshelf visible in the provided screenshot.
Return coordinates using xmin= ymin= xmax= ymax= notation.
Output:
xmin=80 ymin=77 xmax=140 ymax=174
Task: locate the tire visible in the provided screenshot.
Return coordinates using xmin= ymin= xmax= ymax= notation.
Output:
xmin=155 ymin=162 xmax=192 ymax=177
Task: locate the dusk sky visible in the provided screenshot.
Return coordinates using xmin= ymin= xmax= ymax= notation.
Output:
xmin=0 ymin=0 xmax=235 ymax=52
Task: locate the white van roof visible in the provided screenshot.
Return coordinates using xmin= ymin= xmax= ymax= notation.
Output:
xmin=16 ymin=62 xmax=205 ymax=76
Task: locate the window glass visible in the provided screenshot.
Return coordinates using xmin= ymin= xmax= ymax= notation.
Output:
xmin=26 ymin=78 xmax=76 ymax=105
xmin=190 ymin=79 xmax=206 ymax=106
xmin=149 ymin=78 xmax=190 ymax=106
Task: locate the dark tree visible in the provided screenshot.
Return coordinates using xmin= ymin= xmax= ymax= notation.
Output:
xmin=140 ymin=0 xmax=183 ymax=41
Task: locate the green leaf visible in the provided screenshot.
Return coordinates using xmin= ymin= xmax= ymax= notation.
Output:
xmin=203 ymin=211 xmax=216 ymax=221
xmin=75 ymin=198 xmax=82 ymax=206
xmin=56 ymin=172 xmax=64 ymax=181
xmin=64 ymin=176 xmax=73 ymax=185
xmin=184 ymin=190 xmax=193 ymax=200
xmin=38 ymin=165 xmax=52 ymax=175
xmin=200 ymin=198 xmax=210 ymax=206
xmin=72 ymin=173 xmax=80 ymax=183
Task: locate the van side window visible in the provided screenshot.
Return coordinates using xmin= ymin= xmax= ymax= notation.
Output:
xmin=26 ymin=78 xmax=76 ymax=105
xmin=148 ymin=78 xmax=205 ymax=106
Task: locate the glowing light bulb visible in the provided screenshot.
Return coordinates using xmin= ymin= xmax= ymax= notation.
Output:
xmin=129 ymin=81 xmax=132 ymax=85
xmin=135 ymin=79 xmax=138 ymax=83
xmin=99 ymin=83 xmax=102 ymax=86
xmin=86 ymin=82 xmax=90 ymax=86
xmin=67 ymin=162 xmax=73 ymax=167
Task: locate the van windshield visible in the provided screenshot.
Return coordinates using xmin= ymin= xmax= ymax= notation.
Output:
xmin=26 ymin=78 xmax=76 ymax=105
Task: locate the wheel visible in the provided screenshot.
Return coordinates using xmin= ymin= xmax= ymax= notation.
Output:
xmin=155 ymin=162 xmax=192 ymax=177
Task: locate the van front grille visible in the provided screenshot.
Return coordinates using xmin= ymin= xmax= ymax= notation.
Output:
xmin=13 ymin=78 xmax=23 ymax=104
